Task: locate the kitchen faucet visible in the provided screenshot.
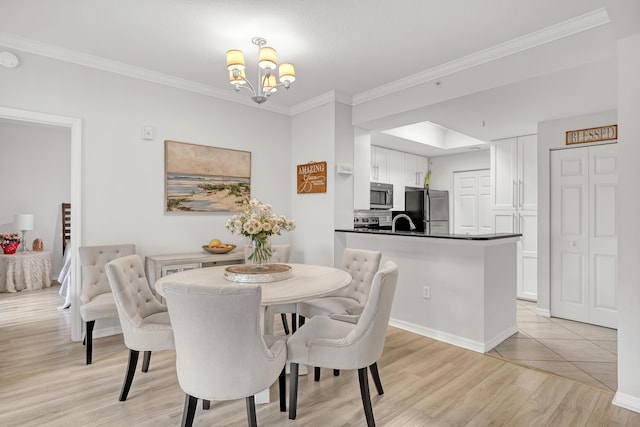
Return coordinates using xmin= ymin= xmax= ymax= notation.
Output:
xmin=391 ymin=214 xmax=416 ymax=232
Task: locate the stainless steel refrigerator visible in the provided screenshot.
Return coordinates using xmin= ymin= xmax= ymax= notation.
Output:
xmin=405 ymin=189 xmax=450 ymax=234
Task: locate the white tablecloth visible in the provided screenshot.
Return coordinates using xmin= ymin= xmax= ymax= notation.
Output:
xmin=0 ymin=251 xmax=52 ymax=292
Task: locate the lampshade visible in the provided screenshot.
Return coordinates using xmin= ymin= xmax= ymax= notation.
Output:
xmin=229 ymin=69 xmax=247 ymax=85
xmin=263 ymin=75 xmax=278 ymax=92
xmin=278 ymin=63 xmax=296 ymax=84
xmin=14 ymin=214 xmax=34 ymax=231
xmin=258 ymin=46 xmax=277 ymax=70
xmin=226 ymin=49 xmax=245 ymax=71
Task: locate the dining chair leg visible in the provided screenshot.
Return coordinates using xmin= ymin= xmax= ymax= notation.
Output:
xmin=280 ymin=313 xmax=290 ymax=335
xmin=358 ymin=367 xmax=376 ymax=427
xmin=289 ymin=363 xmax=299 ymax=420
xmin=85 ymin=320 xmax=95 ymax=364
xmin=279 ymin=366 xmax=286 ymax=412
xmin=142 ymin=351 xmax=152 ymax=372
xmin=181 ymin=394 xmax=198 ymax=427
xmin=119 ymin=349 xmax=140 ymax=401
xmin=369 ymin=362 xmax=384 ymax=395
xmin=314 ymin=367 xmax=321 ymax=382
xmin=202 ymin=400 xmax=210 ymax=410
xmin=292 ymin=312 xmax=297 ymax=333
xmin=245 ymin=396 xmax=257 ymax=427
xmin=299 ymin=315 xmax=305 ymax=327
xmin=334 ymin=369 xmax=340 ymax=376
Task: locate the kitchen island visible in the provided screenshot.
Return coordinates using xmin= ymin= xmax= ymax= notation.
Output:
xmin=335 ymin=229 xmax=521 ymax=353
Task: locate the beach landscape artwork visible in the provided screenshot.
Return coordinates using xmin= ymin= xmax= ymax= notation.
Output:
xmin=165 ymin=140 xmax=251 ymax=212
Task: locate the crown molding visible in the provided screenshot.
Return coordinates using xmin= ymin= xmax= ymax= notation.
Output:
xmin=290 ymin=90 xmax=353 ymax=116
xmin=0 ymin=32 xmax=292 ymax=115
xmin=352 ymin=7 xmax=611 ymax=105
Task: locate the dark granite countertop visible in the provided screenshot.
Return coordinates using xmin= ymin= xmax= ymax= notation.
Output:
xmin=335 ymin=228 xmax=522 ymax=241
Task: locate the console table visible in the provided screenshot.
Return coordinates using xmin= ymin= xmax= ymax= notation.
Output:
xmin=0 ymin=251 xmax=52 ymax=292
xmin=145 ymin=250 xmax=244 ymax=285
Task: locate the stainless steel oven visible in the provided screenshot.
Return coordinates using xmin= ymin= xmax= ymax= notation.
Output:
xmin=370 ymin=182 xmax=393 ymax=209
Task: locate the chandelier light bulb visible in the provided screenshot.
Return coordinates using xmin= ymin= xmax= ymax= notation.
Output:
xmin=226 ymin=49 xmax=245 ymax=71
xmin=258 ymin=46 xmax=277 ymax=70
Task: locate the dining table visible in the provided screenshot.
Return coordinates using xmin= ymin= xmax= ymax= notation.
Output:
xmin=155 ymin=262 xmax=352 ymax=404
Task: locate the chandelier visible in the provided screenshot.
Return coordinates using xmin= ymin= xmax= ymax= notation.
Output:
xmin=226 ymin=37 xmax=296 ymax=104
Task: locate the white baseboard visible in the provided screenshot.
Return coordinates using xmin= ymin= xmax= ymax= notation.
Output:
xmin=535 ymin=308 xmax=551 ymax=317
xmin=613 ymin=392 xmax=640 ymax=414
xmin=389 ymin=318 xmax=517 ymax=353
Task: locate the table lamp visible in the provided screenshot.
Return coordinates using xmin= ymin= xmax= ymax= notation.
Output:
xmin=13 ymin=214 xmax=34 ymax=253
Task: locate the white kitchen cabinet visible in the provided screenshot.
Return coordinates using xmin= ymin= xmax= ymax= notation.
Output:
xmin=388 ymin=150 xmax=405 ymax=209
xmin=371 ymin=146 xmax=390 ymax=183
xmin=402 ymin=153 xmax=430 ymax=188
xmin=491 ymin=134 xmax=538 ymax=300
xmin=491 ymin=135 xmax=537 ymax=211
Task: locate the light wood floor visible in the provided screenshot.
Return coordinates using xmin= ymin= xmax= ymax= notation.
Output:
xmin=1 ymin=286 xmax=639 ymax=427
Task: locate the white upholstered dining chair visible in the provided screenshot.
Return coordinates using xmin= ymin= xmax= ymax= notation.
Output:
xmin=297 ymin=247 xmax=381 ymax=379
xmin=161 ymin=280 xmax=287 ymax=427
xmin=105 ymin=254 xmax=174 ymax=401
xmin=287 ymin=260 xmax=399 ymax=426
xmin=78 ymin=244 xmax=136 ymax=364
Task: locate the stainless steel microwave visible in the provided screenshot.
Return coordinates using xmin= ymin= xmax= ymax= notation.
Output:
xmin=370 ymin=182 xmax=393 ymax=209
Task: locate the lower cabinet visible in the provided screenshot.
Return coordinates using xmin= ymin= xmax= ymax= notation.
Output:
xmin=145 ymin=251 xmax=244 ymax=286
xmin=494 ymin=210 xmax=538 ymax=301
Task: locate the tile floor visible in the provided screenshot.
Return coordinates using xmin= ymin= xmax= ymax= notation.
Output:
xmin=489 ymin=300 xmax=618 ymax=391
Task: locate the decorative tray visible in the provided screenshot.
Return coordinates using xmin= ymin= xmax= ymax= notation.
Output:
xmin=224 ymin=264 xmax=292 ymax=283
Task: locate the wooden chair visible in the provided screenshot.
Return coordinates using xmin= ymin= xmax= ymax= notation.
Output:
xmin=61 ymin=203 xmax=71 ymax=254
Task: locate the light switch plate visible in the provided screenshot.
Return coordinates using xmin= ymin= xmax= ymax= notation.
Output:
xmin=142 ymin=126 xmax=154 ymax=141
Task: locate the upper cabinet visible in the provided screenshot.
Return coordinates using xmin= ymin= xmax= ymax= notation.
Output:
xmin=403 ymin=153 xmax=430 ymax=188
xmin=371 ymin=146 xmax=390 ymax=183
xmin=491 ymin=135 xmax=537 ymax=211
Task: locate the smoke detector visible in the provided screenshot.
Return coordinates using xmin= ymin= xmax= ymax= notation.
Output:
xmin=0 ymin=51 xmax=19 ymax=68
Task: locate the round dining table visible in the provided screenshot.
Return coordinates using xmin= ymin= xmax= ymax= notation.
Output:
xmin=154 ymin=262 xmax=352 ymax=405
xmin=155 ymin=263 xmax=352 ymax=305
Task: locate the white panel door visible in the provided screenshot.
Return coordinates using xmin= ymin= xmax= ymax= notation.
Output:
xmin=551 ymin=144 xmax=617 ymax=328
xmin=589 ymin=144 xmax=618 ymax=328
xmin=551 ymin=148 xmax=589 ymax=322
xmin=454 ymin=169 xmax=492 ymax=235
xmin=454 ymin=171 xmax=479 ymax=235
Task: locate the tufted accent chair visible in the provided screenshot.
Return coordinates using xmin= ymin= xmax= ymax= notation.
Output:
xmin=105 ymin=254 xmax=174 ymax=401
xmin=161 ymin=281 xmax=287 ymax=427
xmin=287 ymin=261 xmax=399 ymax=426
xmin=78 ymin=244 xmax=136 ymax=364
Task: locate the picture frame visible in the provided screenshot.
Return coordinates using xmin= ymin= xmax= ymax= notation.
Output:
xmin=165 ymin=140 xmax=251 ymax=213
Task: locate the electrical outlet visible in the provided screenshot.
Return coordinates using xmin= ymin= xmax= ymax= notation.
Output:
xmin=423 ymin=286 xmax=431 ymax=300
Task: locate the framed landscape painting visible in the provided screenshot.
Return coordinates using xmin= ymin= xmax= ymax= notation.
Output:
xmin=165 ymin=140 xmax=251 ymax=213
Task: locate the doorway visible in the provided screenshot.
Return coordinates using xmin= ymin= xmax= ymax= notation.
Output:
xmin=550 ymin=143 xmax=618 ymax=329
xmin=453 ymin=169 xmax=492 ymax=235
xmin=0 ymin=106 xmax=83 ymax=341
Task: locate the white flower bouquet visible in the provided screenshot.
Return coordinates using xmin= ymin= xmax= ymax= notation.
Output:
xmin=226 ymin=199 xmax=295 ymax=264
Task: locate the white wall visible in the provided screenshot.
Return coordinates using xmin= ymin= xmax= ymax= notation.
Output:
xmin=334 ymin=102 xmax=355 ymax=230
xmin=614 ymin=32 xmax=640 ymax=412
xmin=536 ymin=110 xmax=617 ymax=314
xmin=0 ymin=50 xmax=292 ymax=260
xmin=290 ymin=102 xmax=335 ymax=265
xmin=428 ymin=149 xmax=491 ymax=231
xmin=0 ymin=120 xmax=70 ymax=272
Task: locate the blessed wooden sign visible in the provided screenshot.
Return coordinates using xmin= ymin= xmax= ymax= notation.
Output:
xmin=566 ymin=124 xmax=617 ymax=145
xmin=297 ymin=161 xmax=327 ymax=194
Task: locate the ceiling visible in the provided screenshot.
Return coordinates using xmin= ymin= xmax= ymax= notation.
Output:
xmin=0 ymin=0 xmax=621 ymax=155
